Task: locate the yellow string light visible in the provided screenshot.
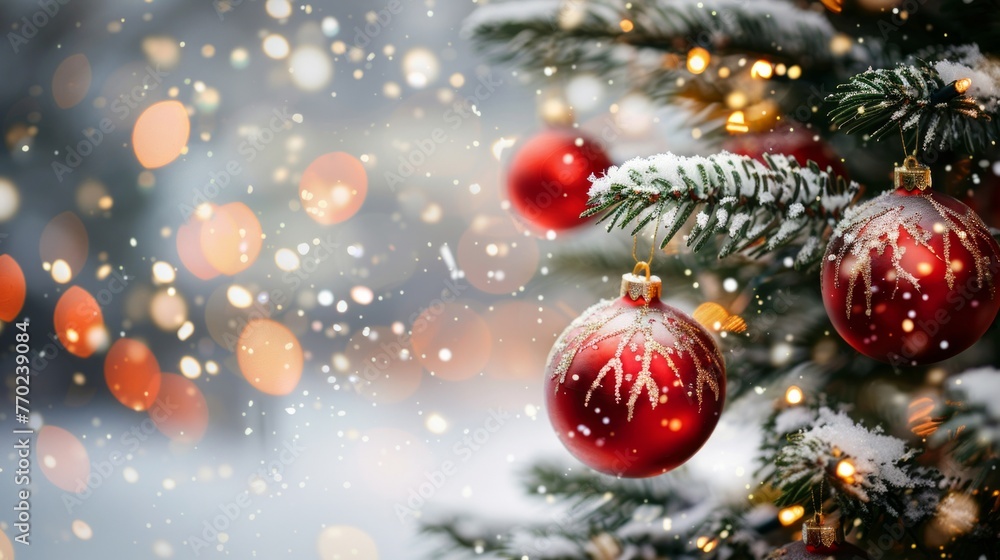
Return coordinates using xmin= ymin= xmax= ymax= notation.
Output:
xmin=785 ymin=385 xmax=804 ymax=405
xmin=750 ymin=60 xmax=773 ymax=79
xmin=726 ymin=110 xmax=749 ymax=134
xmin=686 ymin=47 xmax=710 ymax=74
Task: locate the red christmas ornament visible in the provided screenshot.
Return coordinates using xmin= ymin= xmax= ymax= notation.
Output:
xmin=506 ymin=129 xmax=613 ymax=232
xmin=821 ymin=157 xmax=1000 ymax=366
xmin=726 ymin=127 xmax=847 ymax=179
xmin=544 ymin=270 xmax=726 ymax=477
xmin=766 ymin=541 xmax=869 ymax=560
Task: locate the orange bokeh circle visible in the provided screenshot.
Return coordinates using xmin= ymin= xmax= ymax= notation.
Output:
xmin=0 ymin=254 xmax=26 ymax=322
xmin=54 ymin=286 xmax=106 ymax=358
xmin=132 ymin=100 xmax=190 ymax=169
xmin=104 ymin=338 xmax=162 ymax=411
xmin=236 ymin=319 xmax=303 ymax=395
xmin=199 ymin=202 xmax=262 ymax=276
xmin=299 ymin=152 xmax=368 ymax=225
xmin=37 ymin=425 xmax=90 ymax=493
xmin=150 ymin=373 xmax=209 ymax=444
xmin=410 ymin=302 xmax=491 ymax=381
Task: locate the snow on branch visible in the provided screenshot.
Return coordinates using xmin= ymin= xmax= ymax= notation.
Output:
xmin=828 ymin=46 xmax=1000 ymax=153
xmin=584 ymin=151 xmax=859 ymax=266
xmin=464 ymin=0 xmax=840 ymax=77
xmin=771 ymin=407 xmax=940 ymax=525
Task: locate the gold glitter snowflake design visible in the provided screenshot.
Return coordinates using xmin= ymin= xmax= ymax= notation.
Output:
xmin=548 ymin=299 xmax=723 ymax=421
xmin=828 ymin=192 xmax=997 ymax=318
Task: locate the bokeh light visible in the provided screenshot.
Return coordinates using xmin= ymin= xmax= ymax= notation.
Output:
xmin=37 ymin=425 xmax=90 ymax=493
xmin=410 ymin=302 xmax=491 ymax=381
xmin=0 ymin=178 xmax=19 ymax=222
xmin=199 ymin=202 xmax=263 ymax=275
xmin=402 ymin=48 xmax=440 ymax=88
xmin=236 ymin=319 xmax=303 ymax=395
xmin=54 ymin=286 xmax=107 ymax=358
xmin=104 ymin=338 xmax=162 ymax=411
xmin=176 ymin=209 xmax=221 ymax=280
xmin=317 ymin=526 xmax=379 ymax=560
xmin=150 ymin=289 xmax=188 ymax=331
xmin=52 ymin=53 xmax=91 ymax=109
xmin=150 ymin=373 xmax=209 ymax=444
xmin=262 ymin=34 xmax=290 ymax=59
xmin=0 ymin=254 xmax=27 ymax=322
xmin=132 ymin=100 xmax=190 ymax=169
xmin=347 ymin=326 xmax=422 ymax=403
xmin=458 ymin=215 xmax=539 ymax=294
xmin=289 ymin=46 xmax=333 ymax=91
xmin=40 ymin=211 xmax=89 ymax=284
xmin=485 ymin=301 xmax=570 ymax=379
xmin=299 ymin=152 xmax=368 ymax=225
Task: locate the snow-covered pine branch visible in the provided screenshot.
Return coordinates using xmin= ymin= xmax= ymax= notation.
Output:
xmin=770 ymin=407 xmax=941 ymax=527
xmin=933 ymin=367 xmax=1000 ymax=466
xmin=584 ymin=151 xmax=859 ymax=266
xmin=463 ymin=0 xmax=846 ymax=81
xmin=828 ymin=45 xmax=1000 ymax=153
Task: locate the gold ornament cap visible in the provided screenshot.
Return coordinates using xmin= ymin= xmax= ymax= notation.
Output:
xmin=894 ymin=156 xmax=932 ymax=192
xmin=802 ymin=515 xmax=839 ymax=550
xmin=621 ymin=263 xmax=661 ymax=301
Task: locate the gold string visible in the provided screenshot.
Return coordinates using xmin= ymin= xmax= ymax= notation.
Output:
xmin=631 ymin=207 xmax=664 ymax=279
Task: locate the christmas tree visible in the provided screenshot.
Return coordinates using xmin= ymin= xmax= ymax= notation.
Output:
xmin=423 ymin=1 xmax=1000 ymax=558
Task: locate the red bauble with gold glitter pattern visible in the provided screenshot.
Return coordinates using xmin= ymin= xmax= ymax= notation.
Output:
xmin=506 ymin=129 xmax=613 ymax=232
xmin=821 ymin=159 xmax=1000 ymax=366
xmin=544 ymin=272 xmax=726 ymax=477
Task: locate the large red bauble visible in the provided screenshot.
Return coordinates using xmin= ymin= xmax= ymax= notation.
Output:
xmin=821 ymin=188 xmax=1000 ymax=365
xmin=506 ymin=129 xmax=613 ymax=232
xmin=544 ymin=273 xmax=726 ymax=477
xmin=726 ymin=128 xmax=847 ymax=179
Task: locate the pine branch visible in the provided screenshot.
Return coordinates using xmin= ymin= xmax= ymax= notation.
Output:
xmin=766 ymin=407 xmax=942 ymax=530
xmin=583 ymin=151 xmax=859 ymax=266
xmin=828 ymin=49 xmax=1000 ymax=153
xmin=464 ymin=0 xmax=848 ymax=81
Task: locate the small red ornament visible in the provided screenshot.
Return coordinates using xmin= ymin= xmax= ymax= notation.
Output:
xmin=726 ymin=127 xmax=847 ymax=179
xmin=544 ymin=270 xmax=726 ymax=477
xmin=506 ymin=129 xmax=613 ymax=232
xmin=766 ymin=541 xmax=869 ymax=560
xmin=821 ymin=157 xmax=1000 ymax=366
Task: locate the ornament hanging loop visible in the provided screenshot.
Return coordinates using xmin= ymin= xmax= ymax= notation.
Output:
xmin=632 ymin=261 xmax=651 ymax=280
xmin=894 ymin=156 xmax=932 ymax=192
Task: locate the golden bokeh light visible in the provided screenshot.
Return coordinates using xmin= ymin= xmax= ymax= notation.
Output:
xmin=750 ymin=60 xmax=773 ymax=79
xmin=785 ymin=385 xmax=804 ymax=405
xmin=686 ymin=47 xmax=710 ymax=74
